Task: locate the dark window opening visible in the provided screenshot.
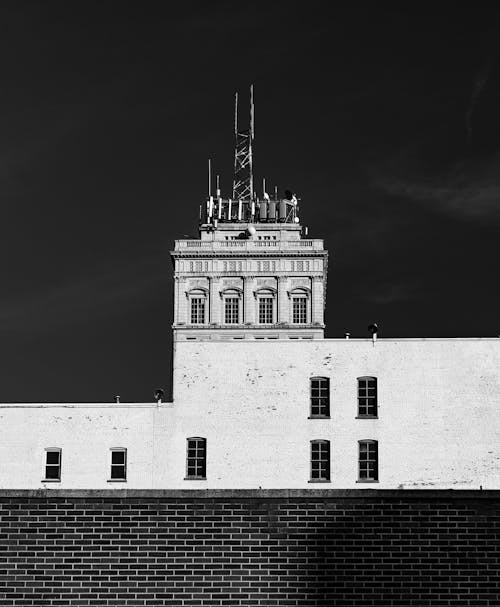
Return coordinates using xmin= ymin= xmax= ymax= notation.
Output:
xmin=186 ymin=437 xmax=206 ymax=479
xmin=310 ymin=377 xmax=330 ymax=417
xmin=310 ymin=440 xmax=330 ymax=481
xmin=44 ymin=449 xmax=61 ymax=481
xmin=358 ymin=376 xmax=377 ymax=417
xmin=110 ymin=449 xmax=127 ymax=480
xmin=359 ymin=440 xmax=378 ymax=481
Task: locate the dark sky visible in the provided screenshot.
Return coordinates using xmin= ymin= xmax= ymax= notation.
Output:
xmin=1 ymin=3 xmax=500 ymax=401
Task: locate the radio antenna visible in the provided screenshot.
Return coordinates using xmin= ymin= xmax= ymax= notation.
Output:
xmin=232 ymin=85 xmax=254 ymax=201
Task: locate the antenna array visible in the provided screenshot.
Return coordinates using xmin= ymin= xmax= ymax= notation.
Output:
xmin=232 ymin=85 xmax=254 ymax=201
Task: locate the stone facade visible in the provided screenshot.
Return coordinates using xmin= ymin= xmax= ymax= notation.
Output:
xmin=0 ymin=199 xmax=499 ymax=490
xmin=171 ymin=222 xmax=328 ymax=341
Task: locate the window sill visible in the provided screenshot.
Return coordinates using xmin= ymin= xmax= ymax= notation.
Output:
xmin=308 ymin=416 xmax=331 ymax=420
xmin=308 ymin=479 xmax=331 ymax=483
xmin=184 ymin=477 xmax=207 ymax=481
xmin=107 ymin=479 xmax=127 ymax=483
xmin=356 ymin=415 xmax=378 ymax=419
xmin=42 ymin=479 xmax=61 ymax=483
xmin=356 ymin=480 xmax=379 ymax=483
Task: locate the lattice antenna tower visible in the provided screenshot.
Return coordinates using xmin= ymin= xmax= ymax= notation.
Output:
xmin=232 ymin=85 xmax=254 ymax=201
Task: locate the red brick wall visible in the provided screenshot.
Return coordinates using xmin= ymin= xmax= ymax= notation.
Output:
xmin=0 ymin=489 xmax=499 ymax=606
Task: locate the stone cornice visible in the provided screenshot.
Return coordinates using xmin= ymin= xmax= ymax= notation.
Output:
xmin=171 ymin=251 xmax=328 ymax=259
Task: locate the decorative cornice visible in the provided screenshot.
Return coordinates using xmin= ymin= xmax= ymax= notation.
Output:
xmin=184 ymin=287 xmax=209 ymax=298
xmin=171 ymin=251 xmax=328 ymax=259
xmin=253 ymin=286 xmax=278 ymax=299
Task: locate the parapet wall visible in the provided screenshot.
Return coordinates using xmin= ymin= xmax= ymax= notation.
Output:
xmin=1 ymin=489 xmax=499 ymax=606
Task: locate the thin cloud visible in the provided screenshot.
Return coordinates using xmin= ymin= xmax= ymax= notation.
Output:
xmin=361 ymin=281 xmax=420 ymax=305
xmin=370 ymin=155 xmax=500 ymax=223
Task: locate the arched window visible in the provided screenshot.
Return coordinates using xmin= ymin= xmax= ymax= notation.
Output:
xmin=186 ymin=288 xmax=208 ymax=325
xmin=357 ymin=377 xmax=377 ymax=417
xmin=310 ymin=377 xmax=330 ymax=417
xmin=290 ymin=287 xmax=310 ymax=324
xmin=221 ymin=289 xmax=242 ymax=324
xmin=255 ymin=287 xmax=277 ymax=324
xmin=310 ymin=440 xmax=330 ymax=482
xmin=186 ymin=437 xmax=206 ymax=479
xmin=358 ymin=440 xmax=378 ymax=482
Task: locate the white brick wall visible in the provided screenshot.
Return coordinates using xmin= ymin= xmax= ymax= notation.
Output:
xmin=1 ymin=338 xmax=499 ymax=489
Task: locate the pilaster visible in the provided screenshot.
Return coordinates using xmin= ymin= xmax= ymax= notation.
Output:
xmin=244 ymin=275 xmax=256 ymax=324
xmin=209 ymin=276 xmax=221 ymax=324
xmin=311 ymin=275 xmax=324 ymax=324
xmin=278 ymin=276 xmax=290 ymax=324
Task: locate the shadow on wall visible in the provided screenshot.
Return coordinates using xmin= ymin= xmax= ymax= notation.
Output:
xmin=0 ymin=492 xmax=499 ymax=605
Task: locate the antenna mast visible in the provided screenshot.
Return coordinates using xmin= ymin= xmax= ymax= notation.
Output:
xmin=232 ymin=85 xmax=254 ymax=201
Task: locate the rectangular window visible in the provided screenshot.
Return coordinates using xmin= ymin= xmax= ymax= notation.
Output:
xmin=194 ymin=261 xmax=202 ymax=272
xmin=224 ymin=297 xmax=239 ymax=324
xmin=310 ymin=440 xmax=330 ymax=481
xmin=190 ymin=298 xmax=205 ymax=324
xmin=229 ymin=261 xmax=237 ymax=271
xmin=296 ymin=260 xmax=304 ymax=271
xmin=259 ymin=297 xmax=274 ymax=324
xmin=310 ymin=377 xmax=330 ymax=417
xmin=262 ymin=260 xmax=270 ymax=271
xmin=110 ymin=449 xmax=127 ymax=481
xmin=359 ymin=440 xmax=378 ymax=481
xmin=358 ymin=377 xmax=378 ymax=417
xmin=44 ymin=449 xmax=61 ymax=481
xmin=292 ymin=297 xmax=307 ymax=324
xmin=186 ymin=437 xmax=206 ymax=479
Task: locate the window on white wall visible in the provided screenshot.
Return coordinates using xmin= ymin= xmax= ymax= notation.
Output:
xmin=186 ymin=437 xmax=206 ymax=479
xmin=44 ymin=449 xmax=61 ymax=481
xmin=358 ymin=440 xmax=378 ymax=481
xmin=110 ymin=449 xmax=127 ymax=481
xmin=292 ymin=296 xmax=307 ymax=324
xmin=224 ymin=296 xmax=240 ymax=324
xmin=357 ymin=377 xmax=378 ymax=417
xmin=258 ymin=296 xmax=274 ymax=324
xmin=310 ymin=377 xmax=330 ymax=417
xmin=310 ymin=440 xmax=330 ymax=482
xmin=190 ymin=298 xmax=206 ymax=324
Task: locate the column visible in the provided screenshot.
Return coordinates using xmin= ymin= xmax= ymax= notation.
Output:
xmin=244 ymin=275 xmax=256 ymax=324
xmin=278 ymin=276 xmax=289 ymax=324
xmin=173 ymin=276 xmax=181 ymax=324
xmin=209 ymin=276 xmax=221 ymax=324
xmin=311 ymin=275 xmax=324 ymax=324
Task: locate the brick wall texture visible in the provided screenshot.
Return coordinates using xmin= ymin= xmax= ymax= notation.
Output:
xmin=0 ymin=489 xmax=499 ymax=606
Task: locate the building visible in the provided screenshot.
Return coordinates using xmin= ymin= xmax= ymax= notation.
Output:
xmin=1 ymin=91 xmax=500 ymax=491
xmin=1 ymin=91 xmax=499 ymax=607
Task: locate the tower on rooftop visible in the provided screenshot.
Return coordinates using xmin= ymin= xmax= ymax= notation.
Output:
xmin=170 ymin=88 xmax=328 ymax=341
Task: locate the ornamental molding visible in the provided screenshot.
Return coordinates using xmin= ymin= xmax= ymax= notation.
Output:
xmin=287 ymin=286 xmax=312 ymax=299
xmin=185 ymin=286 xmax=209 ymax=298
xmin=253 ymin=286 xmax=278 ymax=299
xmin=219 ymin=286 xmax=244 ymax=298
